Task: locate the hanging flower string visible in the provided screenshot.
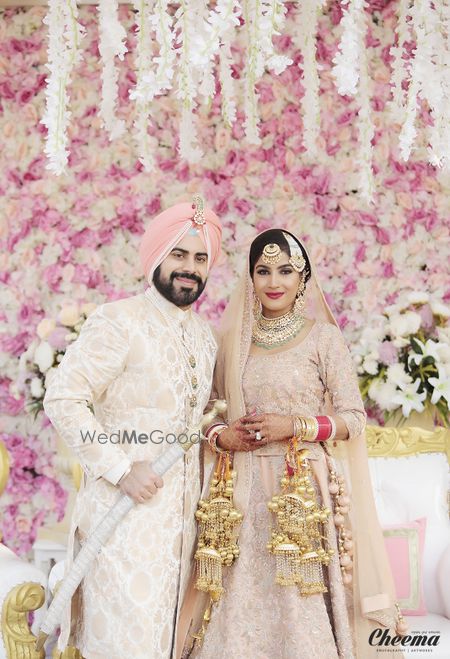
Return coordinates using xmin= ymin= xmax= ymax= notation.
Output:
xmin=332 ymin=0 xmax=362 ymax=96
xmin=198 ymin=0 xmax=242 ymax=106
xmin=243 ymin=0 xmax=292 ymax=144
xmin=388 ymin=0 xmax=412 ymax=121
xmin=243 ymin=0 xmax=263 ymax=144
xmin=437 ymin=0 xmax=450 ymax=169
xmin=219 ymin=16 xmax=239 ymax=128
xmin=174 ymin=0 xmax=205 ymax=163
xmin=333 ymin=0 xmax=374 ymax=203
xmin=98 ymin=0 xmax=128 ymax=140
xmin=294 ymin=0 xmax=326 ymax=157
xmin=398 ymin=0 xmax=428 ymax=162
xmin=425 ymin=0 xmax=447 ymax=168
xmin=41 ymin=0 xmax=85 ymax=175
xmin=40 ymin=1 xmax=450 ymax=185
xmin=131 ymin=0 xmax=157 ymax=171
xmin=356 ymin=40 xmax=375 ymax=204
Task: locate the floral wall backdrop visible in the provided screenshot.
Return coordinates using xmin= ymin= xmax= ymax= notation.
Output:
xmin=0 ymin=3 xmax=449 ymax=554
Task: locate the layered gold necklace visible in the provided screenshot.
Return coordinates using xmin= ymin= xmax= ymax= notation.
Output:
xmin=252 ymin=307 xmax=305 ymax=349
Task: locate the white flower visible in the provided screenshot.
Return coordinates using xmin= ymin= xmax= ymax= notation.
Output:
xmin=33 ymin=342 xmax=55 ymax=373
xmin=391 ymin=379 xmax=427 ymax=417
xmin=392 ymin=336 xmax=410 ymax=349
xmin=44 ymin=366 xmax=58 ymax=389
xmin=37 ymin=318 xmax=56 ymax=340
xmin=384 ymin=303 xmax=402 ymax=317
xmin=386 ymin=363 xmax=413 ymax=388
xmin=30 ymin=377 xmax=45 ymax=399
xmin=80 ymin=303 xmax=97 ymax=316
xmin=428 ymin=368 xmax=450 ymax=406
xmin=406 ymin=291 xmax=430 ymax=305
xmin=360 ymin=325 xmax=386 ymax=346
xmin=437 ymin=327 xmax=450 ymax=345
xmin=59 ymin=304 xmax=80 ymax=326
xmin=436 ymin=342 xmax=450 ymax=364
xmin=389 ymin=311 xmax=422 ymax=338
xmin=362 ymin=357 xmax=379 ymax=375
xmin=408 ymin=338 xmax=440 ymax=366
xmin=429 ymin=300 xmax=450 ymax=318
xmin=368 ymin=379 xmax=399 ymax=411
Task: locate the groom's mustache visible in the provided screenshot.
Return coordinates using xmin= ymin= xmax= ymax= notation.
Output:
xmin=171 ymin=271 xmax=203 ymax=285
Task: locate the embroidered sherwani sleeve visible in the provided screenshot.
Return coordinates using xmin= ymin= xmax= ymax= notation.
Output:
xmin=319 ymin=323 xmax=367 ymax=439
xmin=43 ymin=306 xmax=132 ymax=481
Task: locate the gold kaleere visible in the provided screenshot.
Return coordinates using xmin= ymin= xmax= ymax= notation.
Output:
xmin=192 ymin=452 xmax=242 ymax=645
xmin=267 ymin=443 xmax=333 ymax=595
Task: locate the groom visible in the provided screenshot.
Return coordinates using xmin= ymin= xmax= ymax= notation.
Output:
xmin=43 ymin=196 xmax=222 ymax=659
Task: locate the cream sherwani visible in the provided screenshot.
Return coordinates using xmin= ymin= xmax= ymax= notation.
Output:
xmin=43 ymin=287 xmax=217 ymax=659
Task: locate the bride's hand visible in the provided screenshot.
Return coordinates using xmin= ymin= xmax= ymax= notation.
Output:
xmin=237 ymin=413 xmax=294 ymax=444
xmin=216 ymin=418 xmax=262 ymax=452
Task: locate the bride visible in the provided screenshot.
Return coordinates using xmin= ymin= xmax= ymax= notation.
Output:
xmin=177 ymin=229 xmax=404 ymax=659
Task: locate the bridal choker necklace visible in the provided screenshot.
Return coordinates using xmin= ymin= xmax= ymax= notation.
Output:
xmin=252 ymin=307 xmax=305 ymax=349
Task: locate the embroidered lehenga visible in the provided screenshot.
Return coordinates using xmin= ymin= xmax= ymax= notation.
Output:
xmin=177 ymin=231 xmax=403 ymax=659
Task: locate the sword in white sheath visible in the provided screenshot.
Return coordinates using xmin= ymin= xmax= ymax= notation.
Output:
xmin=35 ymin=399 xmax=227 ymax=652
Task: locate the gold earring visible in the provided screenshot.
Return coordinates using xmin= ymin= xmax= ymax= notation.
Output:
xmin=294 ymin=279 xmax=306 ymax=316
xmin=253 ymin=290 xmax=262 ymax=317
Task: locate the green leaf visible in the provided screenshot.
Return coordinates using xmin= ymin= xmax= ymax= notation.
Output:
xmin=410 ymin=337 xmax=423 ymax=354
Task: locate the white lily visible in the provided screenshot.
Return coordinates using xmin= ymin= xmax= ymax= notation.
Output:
xmin=386 ymin=363 xmax=413 ymax=388
xmin=391 ymin=379 xmax=427 ymax=417
xmin=428 ymin=368 xmax=450 ymax=406
xmin=408 ymin=338 xmax=440 ymax=366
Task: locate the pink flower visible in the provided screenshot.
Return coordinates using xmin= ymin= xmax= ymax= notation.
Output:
xmin=234 ymin=198 xmax=253 ymax=217
xmin=47 ymin=326 xmax=70 ymax=350
xmin=355 ymin=244 xmax=367 ymax=263
xmin=343 ymin=278 xmax=357 ymax=295
xmin=374 ymin=227 xmax=391 ymax=244
xmin=255 ymin=219 xmax=273 ymax=233
xmin=379 ymin=341 xmax=398 ymax=365
xmin=43 ymin=264 xmax=63 ymax=292
xmin=381 ymin=261 xmax=395 ymax=277
xmin=73 ymin=264 xmax=103 ymax=288
xmin=144 ymin=196 xmax=162 ymax=216
xmin=418 ymin=304 xmax=434 ymax=330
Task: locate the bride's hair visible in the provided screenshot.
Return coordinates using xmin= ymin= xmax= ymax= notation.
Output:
xmin=249 ymin=229 xmax=312 ymax=284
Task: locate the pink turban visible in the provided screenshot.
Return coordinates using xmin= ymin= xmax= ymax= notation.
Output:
xmin=139 ymin=198 xmax=222 ymax=282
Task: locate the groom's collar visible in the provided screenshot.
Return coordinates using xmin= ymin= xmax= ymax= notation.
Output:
xmin=145 ymin=286 xmax=193 ymax=324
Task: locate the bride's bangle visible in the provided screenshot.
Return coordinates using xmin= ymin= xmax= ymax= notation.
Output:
xmin=206 ymin=424 xmax=228 ymax=453
xmin=292 ymin=415 xmax=335 ymax=442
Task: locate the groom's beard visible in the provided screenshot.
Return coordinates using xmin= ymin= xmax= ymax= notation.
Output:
xmin=152 ymin=266 xmax=207 ymax=307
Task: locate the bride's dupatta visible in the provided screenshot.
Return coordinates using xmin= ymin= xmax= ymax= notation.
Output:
xmin=177 ymin=231 xmax=402 ymax=659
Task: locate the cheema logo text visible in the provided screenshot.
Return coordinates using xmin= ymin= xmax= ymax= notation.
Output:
xmin=369 ymin=628 xmax=440 ymax=648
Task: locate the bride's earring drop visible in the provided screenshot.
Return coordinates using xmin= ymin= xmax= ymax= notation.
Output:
xmin=294 ymin=277 xmax=306 ymax=316
xmin=253 ymin=290 xmax=262 ymax=317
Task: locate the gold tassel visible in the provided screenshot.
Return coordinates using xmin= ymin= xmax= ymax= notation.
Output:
xmin=267 ymin=442 xmax=333 ymax=596
xmin=192 ymin=453 xmax=243 ymax=645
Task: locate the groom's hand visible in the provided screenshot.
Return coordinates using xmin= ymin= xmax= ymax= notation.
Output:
xmin=119 ymin=461 xmax=164 ymax=503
